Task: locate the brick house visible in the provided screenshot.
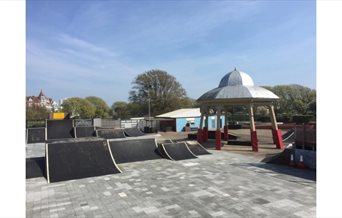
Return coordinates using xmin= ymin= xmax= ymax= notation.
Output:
xmin=26 ymin=89 xmax=53 ymax=111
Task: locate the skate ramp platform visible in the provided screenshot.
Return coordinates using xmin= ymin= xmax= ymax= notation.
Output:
xmin=161 ymin=142 xmax=197 ymax=161
xmin=183 ymin=141 xmax=211 ymax=156
xmin=27 ymin=128 xmax=46 ymax=143
xmin=75 ymin=126 xmax=96 ymax=138
xmin=96 ymin=128 xmax=126 ymax=139
xmin=26 ymin=157 xmax=46 ymax=179
xmin=108 ymin=138 xmax=161 ymax=164
xmin=46 ymin=138 xmax=121 ymax=183
xmin=124 ymin=127 xmax=145 ymax=137
xmin=46 ymin=119 xmax=74 ymax=140
xmin=188 ymin=132 xmax=238 ymax=140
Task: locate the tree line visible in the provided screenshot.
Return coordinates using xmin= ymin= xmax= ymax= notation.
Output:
xmin=26 ymin=69 xmax=316 ymax=123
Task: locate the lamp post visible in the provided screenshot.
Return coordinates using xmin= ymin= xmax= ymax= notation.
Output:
xmin=148 ymin=97 xmax=151 ymax=119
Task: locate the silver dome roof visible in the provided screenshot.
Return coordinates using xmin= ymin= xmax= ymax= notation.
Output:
xmin=197 ymin=69 xmax=279 ymax=102
xmin=218 ymin=68 xmax=254 ymax=87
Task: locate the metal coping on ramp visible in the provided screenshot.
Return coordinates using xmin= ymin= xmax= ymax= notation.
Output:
xmin=161 ymin=142 xmax=197 ymax=161
xmin=183 ymin=141 xmax=211 ymax=156
xmin=74 ymin=126 xmax=96 ymax=138
xmin=124 ymin=127 xmax=145 ymax=137
xmin=96 ymin=128 xmax=126 ymax=139
xmin=26 ymin=127 xmax=46 ymax=144
xmin=46 ymin=119 xmax=74 ymax=140
xmin=108 ymin=138 xmax=162 ymax=164
xmin=46 ymin=139 xmax=122 ymax=183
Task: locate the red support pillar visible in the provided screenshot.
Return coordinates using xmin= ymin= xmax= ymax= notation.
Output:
xmin=251 ymin=130 xmax=258 ymax=152
xmin=223 ymin=125 xmax=228 ymax=141
xmin=215 ymin=129 xmax=221 ymax=150
xmin=272 ymin=129 xmax=284 ymax=149
xmin=269 ymin=104 xmax=283 ymax=149
xmin=197 ymin=128 xmax=203 ymax=144
xmin=203 ymin=126 xmax=208 ymax=142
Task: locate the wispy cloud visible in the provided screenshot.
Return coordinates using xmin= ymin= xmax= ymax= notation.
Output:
xmin=26 ymin=35 xmax=139 ymax=103
xmin=58 ymin=34 xmax=117 ymax=57
xmin=27 ymin=1 xmax=316 ymax=103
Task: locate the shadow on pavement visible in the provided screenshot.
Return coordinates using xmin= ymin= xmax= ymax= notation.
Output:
xmin=231 ymin=162 xmax=316 ymax=182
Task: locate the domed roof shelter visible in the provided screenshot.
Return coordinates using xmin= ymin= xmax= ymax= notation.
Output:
xmin=198 ymin=68 xmax=279 ymax=103
xmin=196 ymin=68 xmax=284 ymax=152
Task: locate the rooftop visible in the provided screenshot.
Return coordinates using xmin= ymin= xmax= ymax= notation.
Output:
xmin=197 ymin=69 xmax=279 ymax=103
xmin=156 ymin=108 xmax=201 ymax=118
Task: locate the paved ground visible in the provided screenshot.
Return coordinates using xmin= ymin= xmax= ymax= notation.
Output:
xmin=26 ymin=138 xmax=315 ymax=218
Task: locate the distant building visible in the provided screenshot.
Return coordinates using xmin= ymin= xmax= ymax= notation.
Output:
xmin=26 ymin=89 xmax=53 ymax=111
xmin=156 ymin=108 xmax=226 ymax=132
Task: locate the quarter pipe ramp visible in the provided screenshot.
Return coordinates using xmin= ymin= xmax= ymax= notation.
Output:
xmin=108 ymin=138 xmax=161 ymax=164
xmin=161 ymin=142 xmax=197 ymax=161
xmin=46 ymin=139 xmax=121 ymax=183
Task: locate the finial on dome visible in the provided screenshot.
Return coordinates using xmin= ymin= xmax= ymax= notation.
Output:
xmin=234 ymin=67 xmax=237 ymax=71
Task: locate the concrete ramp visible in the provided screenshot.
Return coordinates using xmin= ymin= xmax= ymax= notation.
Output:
xmin=184 ymin=141 xmax=211 ymax=155
xmin=96 ymin=128 xmax=125 ymax=139
xmin=124 ymin=127 xmax=145 ymax=137
xmin=161 ymin=142 xmax=197 ymax=161
xmin=75 ymin=127 xmax=96 ymax=138
xmin=46 ymin=119 xmax=74 ymax=140
xmin=46 ymin=139 xmax=121 ymax=183
xmin=27 ymin=128 xmax=46 ymax=143
xmin=108 ymin=138 xmax=161 ymax=164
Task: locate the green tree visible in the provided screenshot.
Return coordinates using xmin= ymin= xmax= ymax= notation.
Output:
xmin=61 ymin=97 xmax=96 ymax=118
xmin=129 ymin=69 xmax=188 ymax=116
xmin=307 ymin=101 xmax=316 ymax=116
xmin=263 ymin=84 xmax=316 ymax=114
xmin=85 ymin=96 xmax=110 ymax=118
xmin=26 ymin=106 xmax=50 ymax=120
xmin=262 ymin=84 xmax=316 ymax=122
xmin=111 ymin=101 xmax=130 ymax=119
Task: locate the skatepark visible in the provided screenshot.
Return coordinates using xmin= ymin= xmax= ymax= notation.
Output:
xmin=26 ymin=70 xmax=316 ymax=217
xmin=26 ymin=119 xmax=316 ymax=218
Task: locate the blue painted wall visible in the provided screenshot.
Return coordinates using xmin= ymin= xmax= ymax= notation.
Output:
xmin=176 ymin=118 xmax=187 ymax=132
xmin=175 ymin=115 xmax=227 ymax=132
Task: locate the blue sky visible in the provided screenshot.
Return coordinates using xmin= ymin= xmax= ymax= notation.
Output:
xmin=27 ymin=1 xmax=316 ymax=105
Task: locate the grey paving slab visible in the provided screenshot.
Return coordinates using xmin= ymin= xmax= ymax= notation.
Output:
xmin=27 ymin=144 xmax=315 ymax=218
xmin=26 ymin=142 xmax=45 ymax=158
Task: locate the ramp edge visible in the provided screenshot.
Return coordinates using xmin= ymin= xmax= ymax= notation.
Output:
xmin=161 ymin=144 xmax=175 ymax=161
xmin=106 ymin=139 xmax=123 ymax=173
